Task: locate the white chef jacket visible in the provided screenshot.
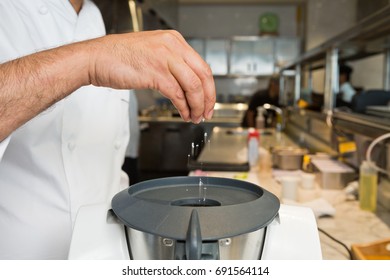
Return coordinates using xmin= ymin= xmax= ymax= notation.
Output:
xmin=340 ymin=82 xmax=356 ymax=103
xmin=0 ymin=0 xmax=130 ymax=259
xmin=125 ymin=91 xmax=140 ymax=159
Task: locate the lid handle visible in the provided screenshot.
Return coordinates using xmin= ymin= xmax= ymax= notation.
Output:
xmin=185 ymin=209 xmax=202 ymax=260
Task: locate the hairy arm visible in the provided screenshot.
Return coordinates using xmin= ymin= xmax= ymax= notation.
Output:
xmin=0 ymin=30 xmax=216 ymax=141
xmin=0 ymin=42 xmax=90 ymax=141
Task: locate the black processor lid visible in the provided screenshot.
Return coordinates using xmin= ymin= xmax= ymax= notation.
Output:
xmin=111 ymin=176 xmax=280 ymax=241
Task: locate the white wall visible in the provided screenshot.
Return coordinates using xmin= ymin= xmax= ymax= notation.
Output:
xmin=349 ymin=54 xmax=385 ymax=91
xmin=305 ymin=0 xmax=357 ymax=93
xmin=178 ymin=4 xmax=298 ymax=37
xmin=305 ymin=0 xmax=385 ymax=93
xmin=306 ymin=0 xmax=357 ymax=50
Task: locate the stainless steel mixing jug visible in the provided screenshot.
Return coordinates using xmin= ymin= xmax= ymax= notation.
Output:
xmin=111 ymin=176 xmax=279 ymax=260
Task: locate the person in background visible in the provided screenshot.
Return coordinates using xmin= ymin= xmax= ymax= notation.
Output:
xmin=298 ymin=64 xmax=357 ymax=111
xmin=241 ymin=76 xmax=280 ymax=128
xmin=0 ymin=0 xmax=215 ymax=259
xmin=336 ymin=64 xmax=356 ymax=107
xmin=122 ymin=90 xmax=140 ymax=185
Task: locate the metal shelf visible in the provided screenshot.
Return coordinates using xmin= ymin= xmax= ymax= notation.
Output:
xmin=282 ymin=4 xmax=390 ymax=71
xmin=278 ymin=4 xmax=390 ymax=157
xmin=333 ymin=111 xmax=390 ymax=138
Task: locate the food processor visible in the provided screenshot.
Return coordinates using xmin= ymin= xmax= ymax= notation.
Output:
xmin=68 ymin=176 xmax=322 ymax=260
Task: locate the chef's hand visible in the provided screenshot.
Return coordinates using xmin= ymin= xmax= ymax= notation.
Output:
xmin=88 ymin=30 xmax=216 ymax=123
xmin=0 ymin=30 xmax=215 ymax=141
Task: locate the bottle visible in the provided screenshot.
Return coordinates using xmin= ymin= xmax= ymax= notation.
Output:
xmin=248 ymin=128 xmax=260 ymax=167
xmin=256 ymin=107 xmax=265 ymax=129
xmin=359 ymin=160 xmax=378 ymax=211
xmin=302 ymin=154 xmax=313 ymax=173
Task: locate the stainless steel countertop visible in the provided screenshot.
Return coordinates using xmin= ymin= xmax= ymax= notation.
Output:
xmin=189 ymin=127 xmax=390 ymax=260
xmin=139 ymin=102 xmax=247 ymax=125
xmin=196 ymin=127 xmax=248 ymax=165
xmin=139 ymin=116 xmax=242 ymax=125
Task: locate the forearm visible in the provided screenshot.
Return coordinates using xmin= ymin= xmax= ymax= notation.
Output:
xmin=0 ymin=42 xmax=91 ymax=141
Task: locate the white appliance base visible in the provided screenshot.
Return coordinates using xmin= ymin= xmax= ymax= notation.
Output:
xmin=68 ymin=203 xmax=322 ymax=260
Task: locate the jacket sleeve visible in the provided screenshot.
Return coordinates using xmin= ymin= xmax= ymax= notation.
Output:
xmin=0 ymin=136 xmax=10 ymax=162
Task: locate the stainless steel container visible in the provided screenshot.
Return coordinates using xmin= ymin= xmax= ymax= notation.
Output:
xmin=111 ymin=176 xmax=279 ymax=260
xmin=127 ymin=227 xmax=266 ymax=260
xmin=271 ymin=147 xmax=308 ymax=170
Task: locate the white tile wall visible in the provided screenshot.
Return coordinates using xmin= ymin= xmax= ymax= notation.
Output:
xmin=178 ymin=4 xmax=298 ymax=37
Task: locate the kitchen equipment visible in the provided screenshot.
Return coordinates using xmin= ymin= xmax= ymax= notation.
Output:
xmin=271 ymin=146 xmax=308 ymax=170
xmin=301 ymin=173 xmax=316 ymax=189
xmin=311 ymin=158 xmax=356 ymax=189
xmin=68 ymin=176 xmax=322 ymax=260
xmin=139 ymin=122 xmax=205 ymax=179
xmin=280 ymin=176 xmax=300 ymax=202
xmin=365 ymin=105 xmax=390 ymax=118
xmin=188 ymin=127 xmax=250 ymax=172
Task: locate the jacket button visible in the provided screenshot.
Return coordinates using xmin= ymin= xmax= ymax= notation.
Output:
xmin=114 ymin=141 xmax=121 ymax=150
xmin=68 ymin=141 xmax=76 ymax=151
xmin=39 ymin=5 xmax=48 ymax=15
